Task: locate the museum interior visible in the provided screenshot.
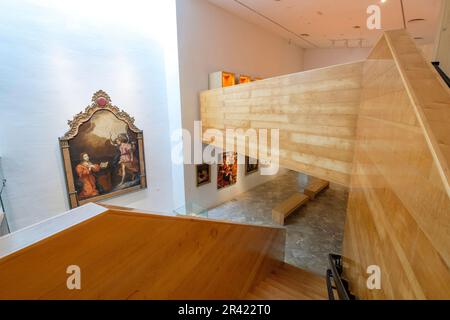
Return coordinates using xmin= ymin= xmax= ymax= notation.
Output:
xmin=0 ymin=0 xmax=449 ymax=300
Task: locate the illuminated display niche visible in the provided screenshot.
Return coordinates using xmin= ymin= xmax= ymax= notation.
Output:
xmin=209 ymin=71 xmax=263 ymax=89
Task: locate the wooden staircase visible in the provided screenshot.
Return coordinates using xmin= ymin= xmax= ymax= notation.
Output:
xmin=245 ymin=263 xmax=327 ymax=300
xmin=200 ymin=29 xmax=450 ymax=299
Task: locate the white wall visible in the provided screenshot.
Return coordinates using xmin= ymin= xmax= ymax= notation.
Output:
xmin=0 ymin=0 xmax=184 ymax=230
xmin=176 ymin=0 xmax=304 ymax=210
xmin=303 ymin=47 xmax=371 ymax=71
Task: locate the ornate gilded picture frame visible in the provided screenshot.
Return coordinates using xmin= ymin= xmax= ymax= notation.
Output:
xmin=59 ymin=90 xmax=147 ymax=209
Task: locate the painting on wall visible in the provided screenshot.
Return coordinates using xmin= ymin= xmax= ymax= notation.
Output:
xmin=196 ymin=163 xmax=211 ymax=187
xmin=245 ymin=156 xmax=259 ymax=175
xmin=60 ymin=90 xmax=147 ymax=208
xmin=222 ymin=72 xmax=236 ymax=87
xmin=217 ymin=152 xmax=238 ymax=190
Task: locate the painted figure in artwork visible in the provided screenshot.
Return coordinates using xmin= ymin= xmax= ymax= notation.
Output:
xmin=76 ymin=153 xmax=109 ymax=199
xmin=110 ymin=133 xmax=139 ymax=186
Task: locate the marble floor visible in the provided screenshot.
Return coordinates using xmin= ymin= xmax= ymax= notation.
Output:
xmin=208 ymin=171 xmax=348 ymax=276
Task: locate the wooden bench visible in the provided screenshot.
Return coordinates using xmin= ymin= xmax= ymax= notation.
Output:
xmin=272 ymin=193 xmax=309 ymax=225
xmin=304 ymin=179 xmax=330 ymax=200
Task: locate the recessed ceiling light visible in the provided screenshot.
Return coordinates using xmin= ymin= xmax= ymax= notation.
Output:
xmin=408 ymin=18 xmax=425 ymax=23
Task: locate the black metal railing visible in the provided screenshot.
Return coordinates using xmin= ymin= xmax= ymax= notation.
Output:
xmin=326 ymin=253 xmax=355 ymax=300
xmin=432 ymin=62 xmax=450 ymax=88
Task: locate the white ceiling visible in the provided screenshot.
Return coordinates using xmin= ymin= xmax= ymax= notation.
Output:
xmin=207 ymin=0 xmax=443 ymax=48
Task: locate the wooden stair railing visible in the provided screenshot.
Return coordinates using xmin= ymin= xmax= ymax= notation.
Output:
xmin=0 ymin=204 xmax=287 ymax=300
xmin=343 ymin=30 xmax=450 ymax=300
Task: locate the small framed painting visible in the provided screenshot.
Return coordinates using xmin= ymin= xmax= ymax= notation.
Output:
xmin=196 ymin=163 xmax=211 ymax=187
xmin=59 ymin=90 xmax=147 ymax=209
xmin=217 ymin=152 xmax=238 ymax=190
xmin=245 ymin=156 xmax=259 ymax=175
xmin=222 ymin=72 xmax=236 ymax=87
xmin=239 ymin=75 xmax=251 ymax=84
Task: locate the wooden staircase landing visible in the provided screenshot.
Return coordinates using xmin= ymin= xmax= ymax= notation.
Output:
xmin=245 ymin=263 xmax=328 ymax=300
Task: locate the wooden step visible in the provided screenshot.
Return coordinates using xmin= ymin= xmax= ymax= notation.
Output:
xmin=245 ymin=263 xmax=328 ymax=300
xmin=280 ymin=263 xmax=325 ymax=281
xmin=272 ymin=193 xmax=309 ymax=225
xmin=245 ymin=292 xmax=262 ymax=300
xmin=276 ymin=264 xmax=326 ymax=288
xmin=253 ymin=282 xmax=299 ymax=300
xmin=263 ymin=278 xmax=316 ymax=300
xmin=269 ymin=274 xmax=327 ymax=300
xmin=270 ymin=272 xmax=327 ymax=299
xmin=304 ymin=179 xmax=330 ymax=200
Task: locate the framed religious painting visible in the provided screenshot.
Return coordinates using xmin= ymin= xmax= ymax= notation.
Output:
xmin=245 ymin=156 xmax=259 ymax=175
xmin=217 ymin=152 xmax=238 ymax=190
xmin=196 ymin=163 xmax=211 ymax=187
xmin=59 ymin=90 xmax=147 ymax=208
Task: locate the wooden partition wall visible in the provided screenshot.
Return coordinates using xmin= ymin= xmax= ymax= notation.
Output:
xmin=343 ymin=30 xmax=450 ymax=300
xmin=200 ymin=29 xmax=450 ymax=299
xmin=0 ymin=208 xmax=285 ymax=299
xmin=201 ymin=62 xmax=364 ymax=186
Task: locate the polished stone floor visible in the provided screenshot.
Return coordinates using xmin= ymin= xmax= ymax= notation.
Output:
xmin=208 ymin=170 xmax=348 ymax=276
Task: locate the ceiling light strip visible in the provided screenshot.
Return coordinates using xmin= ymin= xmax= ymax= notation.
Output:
xmin=232 ymin=0 xmax=319 ymax=48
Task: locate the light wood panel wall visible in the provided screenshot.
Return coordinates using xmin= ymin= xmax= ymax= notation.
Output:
xmin=0 ymin=209 xmax=285 ymax=299
xmin=386 ymin=30 xmax=450 ymax=191
xmin=343 ymin=31 xmax=450 ymax=300
xmin=200 ymin=62 xmax=364 ymax=186
xmin=200 ymin=29 xmax=450 ymax=299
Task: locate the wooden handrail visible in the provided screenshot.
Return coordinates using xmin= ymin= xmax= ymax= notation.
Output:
xmin=343 ymin=30 xmax=450 ymax=300
xmin=384 ymin=30 xmax=450 ymax=194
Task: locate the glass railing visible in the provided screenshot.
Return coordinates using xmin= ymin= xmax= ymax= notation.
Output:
xmin=173 ymin=202 xmax=208 ymax=218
